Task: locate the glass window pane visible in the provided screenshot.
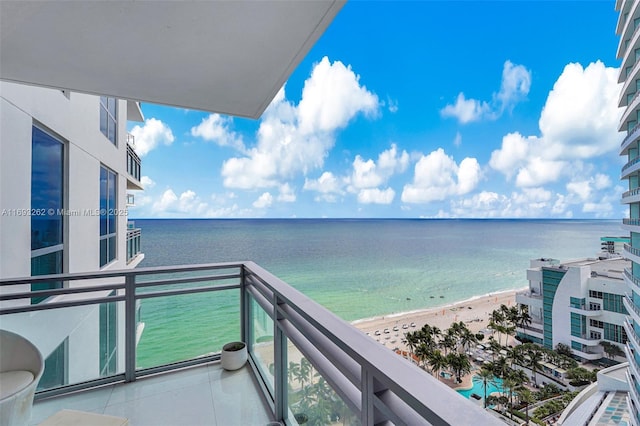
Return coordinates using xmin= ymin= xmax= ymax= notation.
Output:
xmin=108 ymin=235 xmax=116 ymax=263
xmin=108 ymin=97 xmax=116 ymax=116
xmin=31 ymin=250 xmax=63 ymax=304
xmin=100 ymin=107 xmax=107 ymax=137
xmin=108 ymin=170 xmax=116 ymax=234
xmin=31 ymin=127 xmax=64 ymax=250
xmin=100 ymin=167 xmax=108 ymax=236
xmin=100 ymin=238 xmax=108 ymax=267
xmin=108 ymin=118 xmax=116 ymax=145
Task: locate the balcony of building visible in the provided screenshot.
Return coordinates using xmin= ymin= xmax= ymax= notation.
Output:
xmin=126 ymin=226 xmax=142 ymax=265
xmin=625 ymin=319 xmax=640 ymax=356
xmin=617 ymin=0 xmax=640 ymax=62
xmin=0 ymin=262 xmax=500 ymax=425
xmin=515 ymin=289 xmax=542 ymax=307
xmin=126 ymin=134 xmax=143 ymax=191
xmin=625 ymin=268 xmax=640 ymax=295
xmin=622 ymin=155 xmax=640 ymax=180
xmin=620 ymin=122 xmax=640 ymax=155
xmin=621 ymin=189 xmax=640 ymax=205
xmin=569 ymin=306 xmax=603 ymax=318
xmin=625 ymin=242 xmax=640 ymax=264
xmin=516 ymin=322 xmax=544 ymax=341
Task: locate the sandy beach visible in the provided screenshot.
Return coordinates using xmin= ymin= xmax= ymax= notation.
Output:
xmin=352 ymin=288 xmax=524 ymax=351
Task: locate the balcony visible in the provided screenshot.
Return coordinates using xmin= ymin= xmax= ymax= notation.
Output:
xmin=625 ymin=242 xmax=640 ymax=263
xmin=126 ymin=227 xmax=142 ymax=264
xmin=625 ymin=319 xmax=640 ymax=353
xmin=622 ymin=155 xmax=640 ymax=180
xmin=126 ymin=134 xmax=142 ymax=190
xmin=0 ymin=262 xmax=499 ymax=425
xmin=625 ymin=268 xmax=640 ymax=295
xmin=621 ymin=189 xmax=640 ymax=205
xmin=568 ymin=305 xmax=603 ymax=317
xmin=621 ymin=122 xmax=640 ymax=155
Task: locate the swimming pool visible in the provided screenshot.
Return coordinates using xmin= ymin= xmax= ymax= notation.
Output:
xmin=457 ymin=375 xmax=504 ymax=399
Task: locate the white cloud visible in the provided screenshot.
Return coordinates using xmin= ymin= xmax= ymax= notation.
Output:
xmin=222 ymin=57 xmax=379 ymax=189
xmin=357 ymin=187 xmax=395 ymax=204
xmin=129 ymin=118 xmax=175 ymax=157
xmin=347 ymin=144 xmax=408 ymax=204
xmin=451 ymin=188 xmax=552 ymax=218
xmin=440 ymin=93 xmax=491 ymax=124
xmin=386 ymin=96 xmax=399 ymax=113
xmin=496 ymin=60 xmax=532 ymax=110
xmin=453 ymin=132 xmax=462 ymax=147
xmin=277 ymin=184 xmax=296 ymax=202
xmin=401 ymin=148 xmax=481 ymax=203
xmin=152 ymin=188 xmax=208 ymax=216
xmin=303 ymin=172 xmax=345 ymax=202
xmin=253 ymin=192 xmax=273 ymax=209
xmin=489 ymin=61 xmax=621 ymax=187
xmin=190 ymin=114 xmax=245 ymax=152
xmin=441 ymin=60 xmax=531 ymax=124
xmin=140 ymin=176 xmax=155 ymax=189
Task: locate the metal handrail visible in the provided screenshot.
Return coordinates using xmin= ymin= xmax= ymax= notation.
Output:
xmin=0 ymin=262 xmax=499 ymax=424
xmin=623 ymin=155 xmax=640 ymax=172
xmin=622 ymin=189 xmax=640 ymax=198
xmin=621 ymin=122 xmax=640 ymax=150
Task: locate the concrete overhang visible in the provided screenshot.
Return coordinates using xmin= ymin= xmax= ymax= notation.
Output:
xmin=0 ymin=1 xmax=344 ymax=119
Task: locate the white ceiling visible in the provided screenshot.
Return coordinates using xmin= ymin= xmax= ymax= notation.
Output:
xmin=0 ymin=1 xmax=344 ymax=119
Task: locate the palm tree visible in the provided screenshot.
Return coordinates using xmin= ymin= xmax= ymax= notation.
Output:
xmin=415 ymin=343 xmax=430 ymax=370
xmin=459 ymin=328 xmax=477 ymax=354
xmin=527 ymin=346 xmax=544 ymax=385
xmin=517 ymin=304 xmax=532 ymax=330
xmin=447 ymin=352 xmax=471 ymax=383
xmin=477 ymin=367 xmax=495 ymax=409
xmin=428 ymin=349 xmax=447 ymax=380
xmin=440 ymin=333 xmax=457 ymax=355
xmin=289 ymin=361 xmax=301 ymax=389
xmin=518 ymin=388 xmax=535 ymax=425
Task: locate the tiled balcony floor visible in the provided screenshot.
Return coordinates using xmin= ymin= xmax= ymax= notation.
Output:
xmin=30 ymin=363 xmax=274 ymax=426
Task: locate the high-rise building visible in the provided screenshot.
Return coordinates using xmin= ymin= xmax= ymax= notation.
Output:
xmin=0 ymin=82 xmax=145 ymax=388
xmin=617 ymin=0 xmax=640 ymax=423
xmin=516 ymin=256 xmax=629 ymax=361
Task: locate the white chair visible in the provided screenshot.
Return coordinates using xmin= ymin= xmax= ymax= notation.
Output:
xmin=0 ymin=329 xmax=44 ymax=426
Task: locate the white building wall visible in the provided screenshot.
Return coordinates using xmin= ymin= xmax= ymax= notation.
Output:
xmin=552 ymin=266 xmax=590 ymax=350
xmin=0 ymin=81 xmax=141 ymax=383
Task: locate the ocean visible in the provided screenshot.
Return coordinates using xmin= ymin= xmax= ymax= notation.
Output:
xmin=133 ymin=219 xmax=622 ymax=367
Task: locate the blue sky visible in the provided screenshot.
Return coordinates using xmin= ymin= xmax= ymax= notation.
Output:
xmin=129 ymin=1 xmax=624 ymax=219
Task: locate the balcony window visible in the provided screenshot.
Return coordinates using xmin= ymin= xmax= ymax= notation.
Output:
xmin=100 ymin=166 xmax=117 ymax=266
xmin=31 ymin=126 xmax=64 ymax=303
xmin=100 ymin=96 xmax=117 ymax=145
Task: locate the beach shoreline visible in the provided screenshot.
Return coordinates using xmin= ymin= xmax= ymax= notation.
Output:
xmin=351 ymin=287 xmax=525 ymax=351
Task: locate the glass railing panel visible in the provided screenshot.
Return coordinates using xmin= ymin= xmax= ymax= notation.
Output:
xmin=286 ymin=344 xmax=360 ymax=426
xmin=1 ymin=301 xmax=125 ymax=393
xmin=249 ymin=294 xmax=274 ymax=392
xmin=136 ymin=289 xmax=240 ymax=369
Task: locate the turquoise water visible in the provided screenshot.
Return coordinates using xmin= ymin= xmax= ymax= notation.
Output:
xmin=133 ymin=219 xmax=621 ymax=367
xmin=457 ymin=375 xmax=505 ymax=399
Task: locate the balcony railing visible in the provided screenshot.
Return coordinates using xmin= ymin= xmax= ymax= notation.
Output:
xmin=621 ymin=122 xmax=640 ymax=153
xmin=126 ymin=228 xmax=142 ymax=263
xmin=0 ymin=262 xmax=498 ymax=425
xmin=622 ymin=189 xmax=640 ymax=200
xmin=127 ymin=135 xmax=141 ymax=183
xmin=626 ymin=243 xmax=640 ymax=258
xmin=623 ymin=155 xmax=640 ymax=174
xmin=626 ymin=268 xmax=640 ymax=294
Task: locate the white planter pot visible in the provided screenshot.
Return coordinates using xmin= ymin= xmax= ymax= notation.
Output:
xmin=221 ymin=342 xmax=247 ymax=371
